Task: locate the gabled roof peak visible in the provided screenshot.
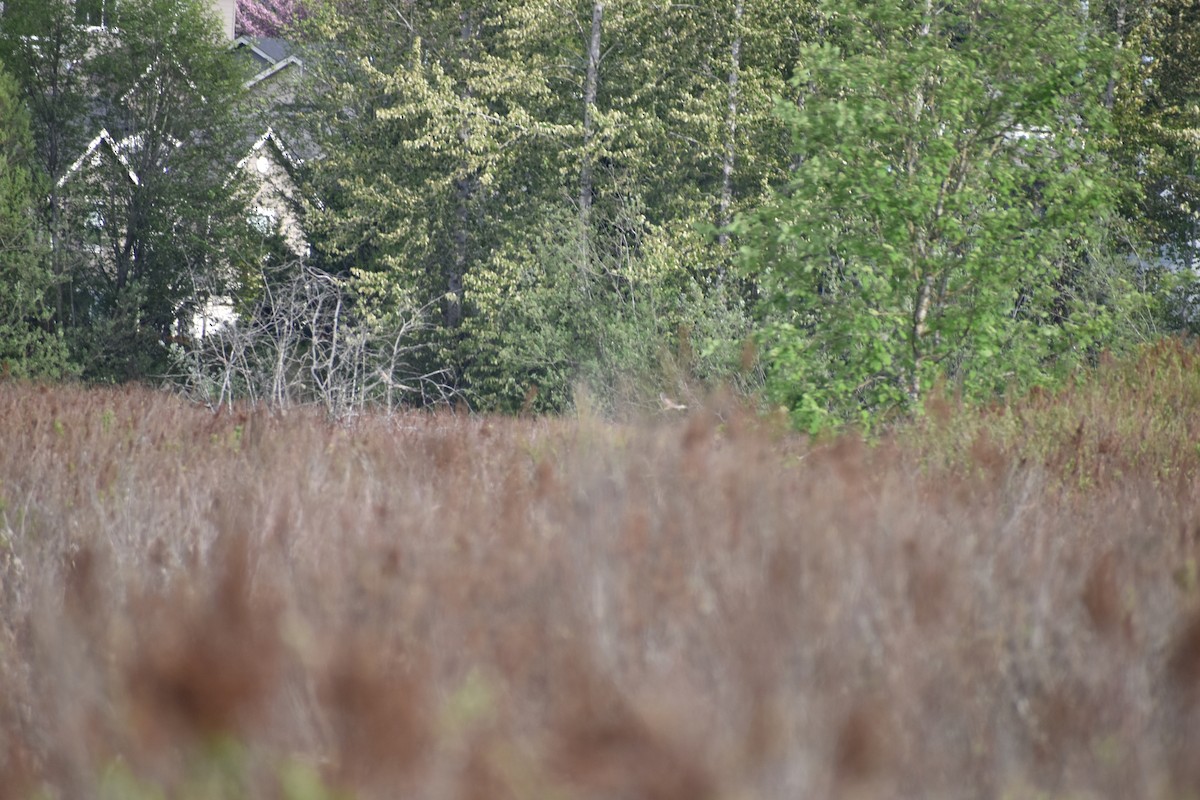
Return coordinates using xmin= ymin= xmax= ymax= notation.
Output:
xmin=236 ymin=126 xmax=303 ymax=174
xmin=57 ymin=128 xmax=140 ymax=188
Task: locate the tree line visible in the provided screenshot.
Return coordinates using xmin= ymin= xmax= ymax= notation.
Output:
xmin=1 ymin=0 xmax=1197 ymax=428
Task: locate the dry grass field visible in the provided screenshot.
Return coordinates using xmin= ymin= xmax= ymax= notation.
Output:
xmin=5 ymin=340 xmax=1200 ymax=799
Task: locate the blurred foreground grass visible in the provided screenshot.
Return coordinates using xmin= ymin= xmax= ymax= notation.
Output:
xmin=4 ymin=341 xmax=1200 ymax=799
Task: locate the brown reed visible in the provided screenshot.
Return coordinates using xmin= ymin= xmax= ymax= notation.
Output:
xmin=2 ymin=344 xmax=1200 ymax=798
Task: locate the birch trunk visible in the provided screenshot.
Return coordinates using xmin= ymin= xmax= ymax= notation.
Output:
xmin=447 ymin=11 xmax=477 ymax=329
xmin=579 ymin=0 xmax=604 ymax=241
xmin=717 ymin=0 xmax=743 ymax=251
xmin=907 ymin=0 xmax=934 ymax=403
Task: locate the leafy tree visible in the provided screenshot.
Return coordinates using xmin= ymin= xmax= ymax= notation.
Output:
xmin=56 ymin=0 xmax=262 ymax=380
xmin=507 ymin=0 xmax=811 ymax=260
xmin=301 ymin=0 xmax=804 ymax=409
xmin=1108 ymin=0 xmax=1200 ymax=271
xmin=0 ymin=0 xmax=96 ymax=325
xmin=736 ymin=0 xmax=1137 ymax=432
xmin=0 ymin=63 xmax=72 ymax=379
xmin=301 ymin=0 xmax=571 ymax=363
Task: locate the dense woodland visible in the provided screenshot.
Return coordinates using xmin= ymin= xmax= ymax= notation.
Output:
xmin=2 ymin=0 xmax=1200 ymax=428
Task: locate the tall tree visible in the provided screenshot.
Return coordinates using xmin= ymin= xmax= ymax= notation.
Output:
xmin=578 ymin=0 xmax=602 ymax=243
xmin=717 ymin=0 xmax=744 ymax=250
xmin=303 ymin=0 xmax=567 ymax=328
xmin=1108 ymin=0 xmax=1200 ymax=272
xmin=56 ymin=0 xmax=260 ymax=379
xmin=508 ymin=0 xmax=811 ymax=267
xmin=0 ymin=0 xmax=95 ymax=324
xmin=737 ymin=0 xmax=1135 ymax=431
xmin=0 ymin=63 xmax=72 ymax=379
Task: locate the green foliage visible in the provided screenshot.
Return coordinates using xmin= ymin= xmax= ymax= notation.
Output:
xmin=71 ymin=0 xmax=261 ymax=380
xmin=0 ymin=0 xmax=94 ymax=372
xmin=462 ymin=209 xmax=757 ymax=414
xmin=736 ymin=0 xmax=1141 ymax=433
xmin=507 ymin=0 xmax=812 ymax=231
xmin=1109 ymin=0 xmax=1200 ymax=273
xmin=298 ymin=0 xmax=802 ymax=411
xmin=94 ymin=740 xmax=353 ymax=800
xmin=0 ymin=63 xmax=73 ymax=379
xmin=301 ymin=0 xmax=565 ymax=330
xmin=0 ymin=0 xmax=93 ymax=180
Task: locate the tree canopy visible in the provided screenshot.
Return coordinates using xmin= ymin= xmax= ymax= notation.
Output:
xmin=735 ymin=0 xmax=1146 ymax=431
xmin=0 ymin=62 xmax=72 ymax=379
xmin=0 ymin=0 xmax=1190 ymax=425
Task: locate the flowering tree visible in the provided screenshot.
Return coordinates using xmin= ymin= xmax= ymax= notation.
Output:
xmin=236 ymin=0 xmax=309 ymax=37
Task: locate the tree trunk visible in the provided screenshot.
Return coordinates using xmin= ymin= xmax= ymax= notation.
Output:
xmin=717 ymin=0 xmax=743 ymax=251
xmin=579 ymin=0 xmax=603 ymax=241
xmin=910 ymin=270 xmax=935 ymax=403
xmin=448 ymin=175 xmax=469 ymax=328
xmin=447 ymin=10 xmax=478 ymax=329
xmin=1102 ymin=0 xmax=1126 ymax=108
xmin=907 ymin=0 xmax=934 ymax=404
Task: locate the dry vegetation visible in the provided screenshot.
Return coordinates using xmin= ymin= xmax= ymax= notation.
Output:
xmin=5 ymin=341 xmax=1200 ymax=799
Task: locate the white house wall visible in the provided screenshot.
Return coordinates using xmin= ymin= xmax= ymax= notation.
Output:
xmin=214 ymin=0 xmax=236 ymax=41
xmin=236 ymin=131 xmax=308 ymax=257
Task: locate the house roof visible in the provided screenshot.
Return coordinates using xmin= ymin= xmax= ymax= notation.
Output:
xmin=57 ymin=128 xmax=141 ymax=188
xmin=233 ymin=126 xmax=324 ymax=212
xmin=229 ymin=35 xmax=303 ymax=89
xmin=230 ymin=35 xmax=275 ymax=66
xmin=244 ymin=54 xmax=302 ymax=89
xmin=57 ymin=125 xmax=187 ymax=189
xmin=235 ymin=126 xmax=303 ymax=174
xmin=119 ymin=56 xmax=205 ymax=107
xmin=253 ymin=37 xmax=295 ymax=64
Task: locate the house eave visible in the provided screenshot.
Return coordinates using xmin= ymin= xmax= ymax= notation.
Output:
xmin=57 ymin=128 xmax=141 ymax=189
xmin=244 ymin=55 xmax=303 ymax=89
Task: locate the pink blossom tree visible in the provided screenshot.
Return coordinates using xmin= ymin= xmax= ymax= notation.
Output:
xmin=236 ymin=0 xmax=309 ymax=37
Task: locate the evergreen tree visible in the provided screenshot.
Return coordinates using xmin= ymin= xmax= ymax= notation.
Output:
xmin=0 ymin=63 xmax=72 ymax=379
xmin=303 ymin=0 xmax=563 ymax=325
xmin=0 ymin=0 xmax=95 ymax=326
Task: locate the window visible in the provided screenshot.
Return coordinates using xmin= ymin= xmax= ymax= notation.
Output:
xmin=74 ymin=0 xmax=111 ymax=27
xmin=249 ymin=206 xmax=278 ymax=235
